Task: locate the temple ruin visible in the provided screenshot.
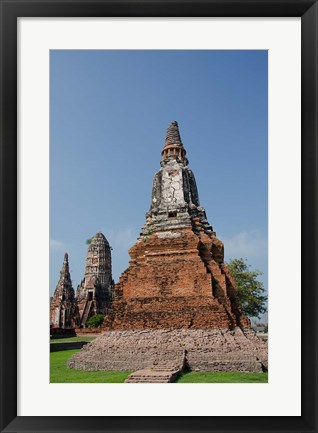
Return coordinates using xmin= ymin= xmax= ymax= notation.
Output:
xmin=76 ymin=232 xmax=114 ymax=327
xmin=50 ymin=232 xmax=113 ymax=329
xmin=69 ymin=121 xmax=267 ymax=374
xmin=50 ymin=253 xmax=76 ymax=329
xmin=103 ymin=121 xmax=249 ymax=330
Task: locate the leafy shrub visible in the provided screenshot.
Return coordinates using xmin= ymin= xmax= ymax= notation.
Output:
xmin=87 ymin=314 xmax=104 ymax=328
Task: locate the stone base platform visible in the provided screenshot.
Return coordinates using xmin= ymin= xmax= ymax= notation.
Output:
xmin=67 ymin=327 xmax=267 ymax=373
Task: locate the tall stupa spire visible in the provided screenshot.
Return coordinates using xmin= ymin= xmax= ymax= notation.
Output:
xmin=164 ymin=121 xmax=183 ymax=147
xmin=148 ymin=121 xmax=210 ymax=233
xmin=162 ymin=121 xmax=186 ymax=162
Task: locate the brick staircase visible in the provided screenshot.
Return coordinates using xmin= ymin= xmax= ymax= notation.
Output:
xmin=125 ymin=361 xmax=182 ymax=383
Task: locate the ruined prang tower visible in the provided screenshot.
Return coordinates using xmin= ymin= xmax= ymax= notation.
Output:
xmin=50 ymin=253 xmax=76 ymax=328
xmin=104 ymin=121 xmax=249 ymax=330
xmin=76 ymin=232 xmax=114 ymax=327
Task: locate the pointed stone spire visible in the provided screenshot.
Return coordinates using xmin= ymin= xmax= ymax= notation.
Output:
xmin=58 ymin=252 xmax=72 ymax=287
xmin=61 ymin=252 xmax=70 ymax=276
xmin=162 ymin=121 xmax=186 ymax=162
xmin=164 ymin=121 xmax=183 ymax=148
xmin=50 ymin=253 xmax=75 ymax=328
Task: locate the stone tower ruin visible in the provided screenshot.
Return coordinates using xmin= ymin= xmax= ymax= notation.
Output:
xmin=50 ymin=253 xmax=76 ymax=328
xmin=104 ymin=121 xmax=249 ymax=330
xmin=76 ymin=232 xmax=114 ymax=327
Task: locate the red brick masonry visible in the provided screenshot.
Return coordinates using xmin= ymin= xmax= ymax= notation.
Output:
xmin=104 ymin=226 xmax=249 ymax=331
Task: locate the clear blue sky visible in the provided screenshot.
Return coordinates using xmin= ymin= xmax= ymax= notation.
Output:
xmin=50 ymin=50 xmax=268 ymax=312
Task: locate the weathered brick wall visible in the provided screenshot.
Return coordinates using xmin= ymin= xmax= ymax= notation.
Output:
xmin=105 ymin=297 xmax=232 ymax=330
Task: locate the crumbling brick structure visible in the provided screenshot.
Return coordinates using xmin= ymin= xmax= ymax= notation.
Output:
xmin=104 ymin=121 xmax=249 ymax=331
xmin=69 ymin=122 xmax=267 ymax=373
xmin=76 ymin=232 xmax=114 ymax=327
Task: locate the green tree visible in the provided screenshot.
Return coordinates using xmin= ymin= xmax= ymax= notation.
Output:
xmin=86 ymin=238 xmax=93 ymax=245
xmin=86 ymin=314 xmax=105 ymax=328
xmin=227 ymin=258 xmax=267 ymax=319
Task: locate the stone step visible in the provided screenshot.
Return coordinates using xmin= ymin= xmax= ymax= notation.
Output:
xmin=127 ymin=375 xmax=172 ymax=380
xmin=150 ymin=368 xmax=179 ymax=371
xmin=125 ymin=377 xmax=174 ymax=383
xmin=127 ymin=371 xmax=176 ymax=378
xmin=131 ymin=372 xmax=172 ymax=376
xmin=125 ymin=366 xmax=182 ymax=383
xmin=150 ymin=367 xmax=180 ymax=371
xmin=152 ymin=364 xmax=179 ymax=367
xmin=125 ymin=378 xmax=171 ymax=383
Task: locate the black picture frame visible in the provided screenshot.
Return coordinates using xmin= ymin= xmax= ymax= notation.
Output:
xmin=0 ymin=1 xmax=317 ymax=432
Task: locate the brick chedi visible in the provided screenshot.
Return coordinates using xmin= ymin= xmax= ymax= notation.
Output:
xmin=50 ymin=253 xmax=76 ymax=328
xmin=76 ymin=232 xmax=114 ymax=327
xmin=104 ymin=121 xmax=249 ymax=331
xmin=69 ymin=122 xmax=267 ymax=373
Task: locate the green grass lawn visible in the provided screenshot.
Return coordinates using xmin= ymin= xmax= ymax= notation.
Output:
xmin=51 ymin=349 xmax=268 ymax=383
xmin=50 ymin=336 xmax=97 ymax=343
xmin=177 ymin=371 xmax=268 ymax=383
xmin=50 ymin=350 xmax=132 ymax=383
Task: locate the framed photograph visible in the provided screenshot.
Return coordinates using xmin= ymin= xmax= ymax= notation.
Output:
xmin=0 ymin=1 xmax=317 ymax=432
